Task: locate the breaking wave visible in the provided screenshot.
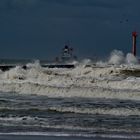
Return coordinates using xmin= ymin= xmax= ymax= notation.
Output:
xmin=0 ymin=106 xmax=140 ymax=116
xmin=0 ymin=50 xmax=140 ymax=101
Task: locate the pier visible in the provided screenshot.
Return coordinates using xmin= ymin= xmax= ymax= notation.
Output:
xmin=0 ymin=64 xmax=75 ymax=71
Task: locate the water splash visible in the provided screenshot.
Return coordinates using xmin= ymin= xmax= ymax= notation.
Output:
xmin=126 ymin=53 xmax=138 ymax=64
xmin=108 ymin=50 xmax=125 ymax=65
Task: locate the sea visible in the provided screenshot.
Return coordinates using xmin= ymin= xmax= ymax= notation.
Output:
xmin=0 ymin=52 xmax=140 ymax=140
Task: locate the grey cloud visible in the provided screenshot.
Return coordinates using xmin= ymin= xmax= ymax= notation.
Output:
xmin=0 ymin=0 xmax=132 ymax=9
xmin=42 ymin=0 xmax=132 ymax=9
xmin=2 ymin=0 xmax=38 ymax=5
xmin=0 ymin=0 xmax=38 ymax=9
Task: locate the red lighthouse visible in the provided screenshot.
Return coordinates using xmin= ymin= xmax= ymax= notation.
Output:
xmin=132 ymin=31 xmax=138 ymax=56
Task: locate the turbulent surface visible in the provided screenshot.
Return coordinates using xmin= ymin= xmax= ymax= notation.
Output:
xmin=0 ymin=60 xmax=140 ymax=138
xmin=0 ymin=93 xmax=140 ymax=139
xmin=0 ymin=62 xmax=140 ymax=100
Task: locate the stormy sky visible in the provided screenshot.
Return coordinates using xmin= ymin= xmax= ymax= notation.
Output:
xmin=0 ymin=0 xmax=140 ymax=60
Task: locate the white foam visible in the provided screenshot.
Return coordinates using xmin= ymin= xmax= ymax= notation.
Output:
xmin=49 ymin=106 xmax=140 ymax=116
xmin=0 ymin=58 xmax=140 ymax=101
xmin=3 ymin=66 xmax=26 ymax=80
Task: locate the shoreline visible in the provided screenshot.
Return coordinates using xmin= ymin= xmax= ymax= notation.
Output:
xmin=0 ymin=133 xmax=140 ymax=140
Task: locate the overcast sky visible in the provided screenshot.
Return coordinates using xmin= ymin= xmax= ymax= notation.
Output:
xmin=0 ymin=0 xmax=140 ymax=60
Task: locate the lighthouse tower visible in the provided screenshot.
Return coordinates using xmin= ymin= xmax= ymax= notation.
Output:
xmin=132 ymin=31 xmax=138 ymax=56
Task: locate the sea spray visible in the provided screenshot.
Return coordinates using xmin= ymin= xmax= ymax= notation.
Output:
xmin=108 ymin=50 xmax=125 ymax=65
xmin=81 ymin=59 xmax=92 ymax=65
xmin=26 ymin=60 xmax=41 ymax=69
xmin=0 ymin=51 xmax=140 ymax=138
xmin=108 ymin=50 xmax=139 ymax=66
xmin=73 ymin=59 xmax=92 ymax=69
xmin=3 ymin=66 xmax=26 ymax=80
xmin=96 ymin=61 xmax=107 ymax=67
xmin=126 ymin=53 xmax=138 ymax=64
xmin=0 ymin=50 xmax=140 ymax=101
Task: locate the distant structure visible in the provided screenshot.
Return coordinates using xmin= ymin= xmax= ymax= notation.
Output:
xmin=132 ymin=31 xmax=138 ymax=56
xmin=61 ymin=45 xmax=77 ymax=62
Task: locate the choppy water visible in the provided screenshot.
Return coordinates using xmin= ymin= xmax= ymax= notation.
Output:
xmin=0 ymin=92 xmax=140 ymax=139
xmin=0 ymin=57 xmax=140 ymax=139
